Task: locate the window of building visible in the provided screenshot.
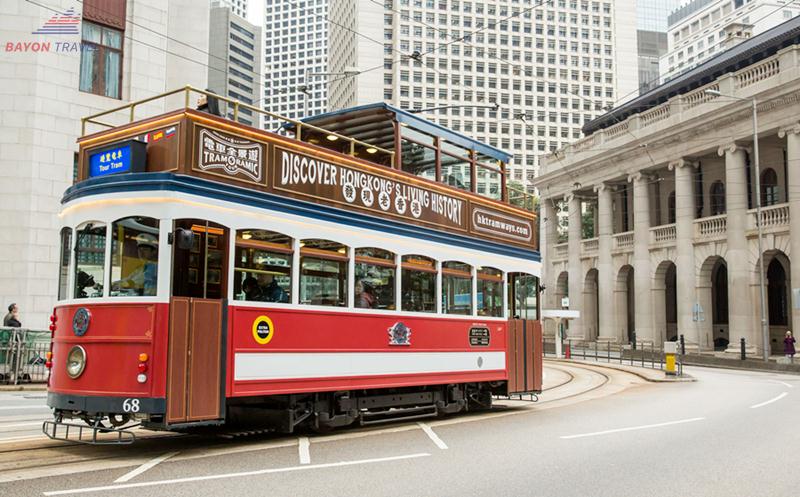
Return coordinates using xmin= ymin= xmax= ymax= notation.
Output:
xmin=74 ymin=222 xmax=106 ymax=299
xmin=79 ymin=21 xmax=123 ymax=99
xmin=109 ymin=217 xmax=159 ymax=297
xmin=710 ymin=181 xmax=726 ymax=215
xmin=234 ymin=229 xmax=292 ymax=302
xmin=761 ymin=168 xmax=779 ymax=206
xmin=354 ymin=248 xmax=396 ymax=310
xmin=442 ymin=261 xmax=472 ymax=315
xmin=401 ymin=255 xmax=436 ymax=312
xmin=300 ymin=239 xmax=348 ymax=307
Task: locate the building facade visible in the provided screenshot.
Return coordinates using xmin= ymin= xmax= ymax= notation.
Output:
xmin=0 ymin=0 xmax=208 ymax=327
xmin=661 ymin=0 xmax=800 ymax=83
xmin=212 ymin=0 xmax=248 ymax=20
xmin=208 ymin=6 xmax=264 ymax=128
xmin=535 ymin=18 xmax=800 ymax=356
xmin=637 ymin=0 xmax=683 ymax=94
xmin=328 ymin=0 xmax=639 ymax=192
xmin=262 ymin=0 xmax=329 ymax=129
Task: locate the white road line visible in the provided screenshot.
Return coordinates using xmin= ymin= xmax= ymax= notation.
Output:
xmin=560 ymin=417 xmax=706 ymax=440
xmin=418 ymin=422 xmax=448 ymax=450
xmin=0 ymin=421 xmax=44 ymax=429
xmin=114 ymin=451 xmax=179 ymax=483
xmin=750 ymin=392 xmax=788 ymax=409
xmin=43 ymin=453 xmax=431 ymax=496
xmin=771 ymin=380 xmax=793 ymax=388
xmin=0 ymin=405 xmax=50 ymax=411
xmin=298 ymin=437 xmax=310 ymax=465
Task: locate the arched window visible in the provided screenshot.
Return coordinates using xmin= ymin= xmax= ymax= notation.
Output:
xmin=234 ymin=229 xmax=292 ymax=303
xmin=401 ymin=255 xmax=436 ymax=313
xmin=442 ymin=261 xmax=472 ymax=315
xmin=109 ymin=217 xmax=160 ymax=297
xmin=709 ymin=181 xmax=726 ymax=216
xmin=300 ymin=239 xmax=348 ymax=307
xmin=477 ymin=267 xmax=503 ymax=317
xmin=761 ymin=168 xmax=779 ymax=206
xmin=354 ymin=248 xmax=396 ymax=310
xmin=667 ymin=191 xmax=676 ymax=224
xmin=74 ymin=222 xmax=106 ymax=299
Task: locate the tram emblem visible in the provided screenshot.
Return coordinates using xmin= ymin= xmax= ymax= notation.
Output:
xmin=198 ymin=129 xmax=263 ymax=182
xmin=252 ymin=315 xmax=275 ymax=345
xmin=388 ymin=322 xmax=411 ymax=346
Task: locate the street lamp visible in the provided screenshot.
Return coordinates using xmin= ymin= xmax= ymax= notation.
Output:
xmin=705 ymin=88 xmax=770 ymax=361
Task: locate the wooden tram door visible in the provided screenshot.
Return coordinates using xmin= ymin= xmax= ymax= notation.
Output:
xmin=166 ymin=220 xmax=228 ymax=424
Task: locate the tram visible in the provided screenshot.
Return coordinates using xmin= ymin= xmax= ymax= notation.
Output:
xmin=44 ymin=88 xmax=542 ymax=443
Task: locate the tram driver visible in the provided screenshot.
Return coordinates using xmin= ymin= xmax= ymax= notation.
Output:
xmin=111 ymin=233 xmax=158 ymax=296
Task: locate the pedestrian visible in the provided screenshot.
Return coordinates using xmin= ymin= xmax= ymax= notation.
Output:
xmin=3 ymin=303 xmax=21 ymax=328
xmin=784 ymin=330 xmax=796 ymax=363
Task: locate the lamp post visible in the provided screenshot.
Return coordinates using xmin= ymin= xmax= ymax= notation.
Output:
xmin=705 ymin=89 xmax=770 ymax=361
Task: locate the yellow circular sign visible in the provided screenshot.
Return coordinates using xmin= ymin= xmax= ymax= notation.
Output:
xmin=252 ymin=315 xmax=275 ymax=345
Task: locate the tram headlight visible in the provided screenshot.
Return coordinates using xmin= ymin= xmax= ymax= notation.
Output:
xmin=65 ymin=345 xmax=87 ymax=379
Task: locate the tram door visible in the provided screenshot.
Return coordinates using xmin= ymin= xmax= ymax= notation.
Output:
xmin=166 ymin=219 xmax=228 ymax=424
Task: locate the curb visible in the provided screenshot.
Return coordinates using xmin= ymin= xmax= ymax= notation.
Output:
xmin=546 ymin=358 xmax=696 ymax=383
xmin=0 ymin=384 xmax=47 ymax=392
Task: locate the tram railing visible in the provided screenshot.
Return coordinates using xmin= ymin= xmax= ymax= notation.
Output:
xmin=80 ymin=86 xmax=396 ymax=163
xmin=0 ymin=328 xmax=50 ymax=385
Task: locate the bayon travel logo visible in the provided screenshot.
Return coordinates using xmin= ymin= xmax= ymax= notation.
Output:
xmin=5 ymin=7 xmax=89 ymax=53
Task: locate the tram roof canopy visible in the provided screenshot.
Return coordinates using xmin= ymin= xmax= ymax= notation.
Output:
xmin=285 ymin=102 xmax=513 ymax=164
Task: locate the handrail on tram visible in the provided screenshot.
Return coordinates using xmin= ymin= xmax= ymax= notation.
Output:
xmin=80 ymin=85 xmax=396 ymax=163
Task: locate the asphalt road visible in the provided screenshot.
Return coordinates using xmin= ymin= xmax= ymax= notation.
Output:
xmin=1 ymin=363 xmax=797 ymax=497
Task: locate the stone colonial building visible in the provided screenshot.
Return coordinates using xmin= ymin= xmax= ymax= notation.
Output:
xmin=535 ymin=17 xmax=800 ymax=356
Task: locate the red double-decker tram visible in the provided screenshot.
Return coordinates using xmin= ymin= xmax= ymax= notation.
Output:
xmin=45 ymin=89 xmax=542 ymax=443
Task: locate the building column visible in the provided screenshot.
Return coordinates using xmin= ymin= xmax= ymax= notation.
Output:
xmin=779 ymin=125 xmax=800 ymax=333
xmin=630 ymin=172 xmax=653 ymax=343
xmin=718 ymin=143 xmax=758 ymax=353
xmin=595 ymin=184 xmax=617 ymax=341
xmin=669 ymin=159 xmax=699 ymax=349
xmin=541 ymin=198 xmax=559 ymax=312
xmin=566 ymin=194 xmax=583 ymax=338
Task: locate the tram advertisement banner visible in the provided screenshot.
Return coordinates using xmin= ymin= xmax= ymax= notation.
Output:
xmin=194 ymin=128 xmax=266 ymax=185
xmin=273 ymin=146 xmax=468 ymax=231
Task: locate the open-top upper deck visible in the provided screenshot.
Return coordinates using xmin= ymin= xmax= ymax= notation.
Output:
xmin=71 ymin=87 xmax=537 ymax=252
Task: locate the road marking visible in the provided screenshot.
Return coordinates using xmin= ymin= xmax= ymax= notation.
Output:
xmin=771 ymin=380 xmax=793 ymax=388
xmin=418 ymin=422 xmax=448 ymax=450
xmin=114 ymin=451 xmax=179 ymax=483
xmin=0 ymin=405 xmax=50 ymax=411
xmin=298 ymin=437 xmax=310 ymax=464
xmin=560 ymin=417 xmax=706 ymax=440
xmin=0 ymin=421 xmax=44 ymax=429
xmin=750 ymin=392 xmax=788 ymax=409
xmin=43 ymin=453 xmax=431 ymax=496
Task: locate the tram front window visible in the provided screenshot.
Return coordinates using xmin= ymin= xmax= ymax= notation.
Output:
xmin=110 ymin=217 xmax=159 ymax=296
xmin=74 ymin=222 xmax=106 ymax=299
xmin=401 ymin=255 xmax=436 ymax=313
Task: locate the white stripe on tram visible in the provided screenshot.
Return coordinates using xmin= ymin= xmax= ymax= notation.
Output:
xmin=233 ymin=351 xmax=506 ymax=381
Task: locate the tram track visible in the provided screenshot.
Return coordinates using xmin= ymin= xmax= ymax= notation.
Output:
xmin=0 ymin=362 xmax=625 ymax=483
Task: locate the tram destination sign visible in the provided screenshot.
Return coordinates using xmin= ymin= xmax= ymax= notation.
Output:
xmin=273 ymin=147 xmax=468 ymax=231
xmin=87 ymin=139 xmax=146 ymax=178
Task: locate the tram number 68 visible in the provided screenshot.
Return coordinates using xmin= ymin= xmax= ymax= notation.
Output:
xmin=122 ymin=398 xmax=140 ymax=413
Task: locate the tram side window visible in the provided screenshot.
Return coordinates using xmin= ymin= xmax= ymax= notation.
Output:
xmin=510 ymin=273 xmax=539 ymax=320
xmin=401 ymin=255 xmax=436 ymax=313
xmin=442 ymin=261 xmax=473 ymax=315
xmin=58 ymin=228 xmax=72 ymax=300
xmin=74 ymin=222 xmax=106 ymax=299
xmin=477 ymin=267 xmax=503 ymax=317
xmin=300 ymin=239 xmax=348 ymax=307
xmin=234 ymin=229 xmax=291 ymax=303
xmin=354 ymin=248 xmax=396 ymax=310
xmin=109 ymin=217 xmax=159 ymax=297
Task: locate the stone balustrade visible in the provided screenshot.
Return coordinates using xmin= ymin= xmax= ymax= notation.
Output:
xmin=613 ymin=231 xmax=634 ymax=251
xmin=650 ymin=223 xmax=676 ymax=244
xmin=747 ymin=202 xmax=790 ymax=231
xmin=553 ymin=242 xmax=568 ymax=259
xmin=581 ymin=237 xmax=598 ymax=254
xmin=694 ymin=214 xmax=727 ymax=240
xmin=735 ymin=58 xmax=780 ymax=89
